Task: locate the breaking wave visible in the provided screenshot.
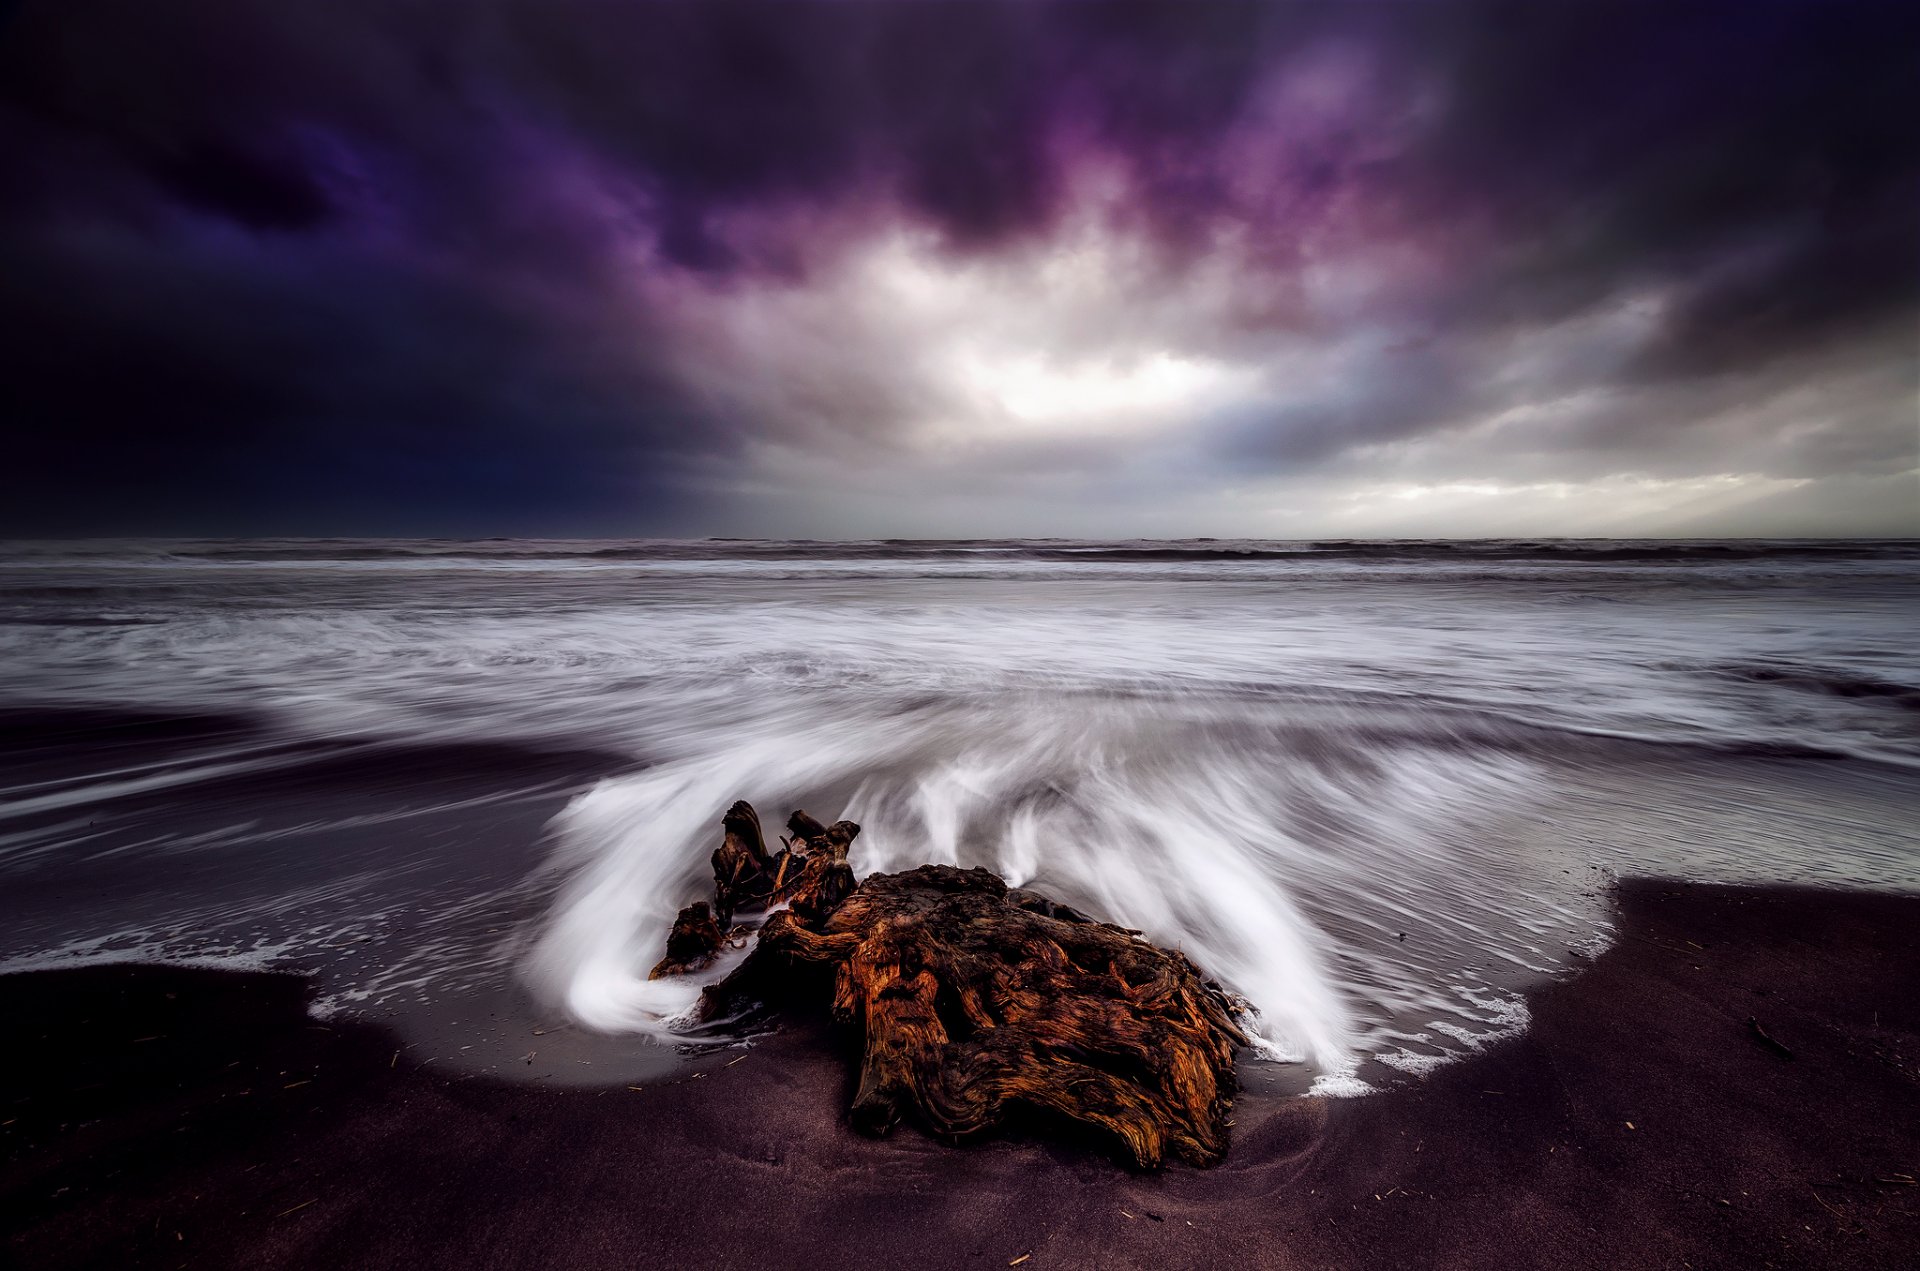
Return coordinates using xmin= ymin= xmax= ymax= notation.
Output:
xmin=4 ymin=536 xmax=1916 ymax=1091
xmin=525 ymin=691 xmax=1558 ymax=1091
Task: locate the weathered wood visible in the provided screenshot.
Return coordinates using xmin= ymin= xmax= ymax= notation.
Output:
xmin=647 ymin=901 xmax=724 ymax=979
xmin=658 ymin=802 xmax=1247 ymax=1169
xmin=710 ymin=800 xmax=775 ymax=925
xmin=650 ymin=803 xmax=857 ymax=979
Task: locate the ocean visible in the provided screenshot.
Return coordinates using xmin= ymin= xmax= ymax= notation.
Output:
xmin=2 ymin=538 xmax=1916 ymax=1095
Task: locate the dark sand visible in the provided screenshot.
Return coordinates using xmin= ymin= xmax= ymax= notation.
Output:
xmin=4 ymin=880 xmax=1916 ymax=1270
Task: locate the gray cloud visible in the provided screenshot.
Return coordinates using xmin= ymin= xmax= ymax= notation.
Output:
xmin=0 ymin=0 xmax=1914 ymax=536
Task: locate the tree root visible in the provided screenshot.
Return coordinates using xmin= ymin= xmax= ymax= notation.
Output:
xmin=653 ymin=802 xmax=1247 ymax=1168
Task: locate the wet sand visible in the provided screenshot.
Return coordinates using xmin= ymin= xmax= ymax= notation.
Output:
xmin=3 ymin=879 xmax=1916 ymax=1270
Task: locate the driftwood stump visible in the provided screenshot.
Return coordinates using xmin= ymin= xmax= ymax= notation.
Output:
xmin=648 ymin=801 xmax=857 ymax=979
xmin=653 ymin=801 xmax=1247 ymax=1168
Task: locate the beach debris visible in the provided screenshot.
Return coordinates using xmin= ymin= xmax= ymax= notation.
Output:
xmin=649 ymin=803 xmax=858 ymax=979
xmin=658 ymin=801 xmax=1248 ymax=1169
xmin=1747 ymin=1017 xmax=1795 ymax=1060
xmin=1809 ymin=1186 xmax=1847 ymax=1220
xmin=648 ymin=901 xmax=727 ymax=979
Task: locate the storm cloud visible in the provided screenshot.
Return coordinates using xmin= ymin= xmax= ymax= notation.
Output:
xmin=2 ymin=0 xmax=1915 ymax=536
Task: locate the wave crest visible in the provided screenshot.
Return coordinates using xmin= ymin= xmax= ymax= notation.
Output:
xmin=526 ymin=695 xmax=1555 ymax=1087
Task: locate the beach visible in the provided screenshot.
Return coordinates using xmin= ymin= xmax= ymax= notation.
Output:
xmin=1 ymin=538 xmax=1916 ymax=1266
xmin=4 ymin=878 xmax=1916 ymax=1269
xmin=6 ymin=0 xmax=1914 ymax=1258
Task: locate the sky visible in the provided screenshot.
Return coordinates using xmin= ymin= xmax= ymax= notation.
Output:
xmin=2 ymin=0 xmax=1916 ymax=539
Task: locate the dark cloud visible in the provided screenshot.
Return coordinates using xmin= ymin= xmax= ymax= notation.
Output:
xmin=0 ymin=0 xmax=1913 ymax=535
xmin=1410 ymin=1 xmax=1920 ymax=375
xmin=150 ymin=141 xmax=337 ymax=232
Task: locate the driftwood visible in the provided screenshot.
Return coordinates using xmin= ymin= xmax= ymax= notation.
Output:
xmin=649 ymin=802 xmax=857 ymax=979
xmin=653 ymin=801 xmax=1247 ymax=1168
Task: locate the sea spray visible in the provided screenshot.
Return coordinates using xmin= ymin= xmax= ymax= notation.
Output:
xmin=4 ymin=538 xmax=1915 ymax=1088
xmin=527 ymin=691 xmax=1555 ymax=1087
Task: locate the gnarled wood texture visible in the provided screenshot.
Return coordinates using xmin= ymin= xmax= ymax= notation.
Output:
xmin=654 ymin=802 xmax=1247 ymax=1168
xmin=650 ymin=801 xmax=858 ymax=979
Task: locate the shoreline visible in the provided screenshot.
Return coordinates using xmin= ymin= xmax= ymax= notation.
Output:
xmin=4 ymin=878 xmax=1917 ymax=1269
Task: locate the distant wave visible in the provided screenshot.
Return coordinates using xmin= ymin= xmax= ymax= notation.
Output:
xmin=1714 ymin=662 xmax=1920 ymax=712
xmin=3 ymin=536 xmax=1917 ymax=567
xmin=1028 ymin=540 xmax=1920 ymax=563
